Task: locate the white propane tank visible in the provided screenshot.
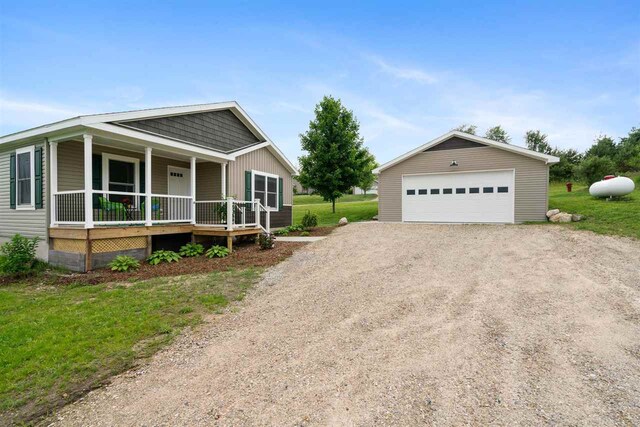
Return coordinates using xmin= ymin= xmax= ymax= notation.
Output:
xmin=589 ymin=176 xmax=635 ymax=197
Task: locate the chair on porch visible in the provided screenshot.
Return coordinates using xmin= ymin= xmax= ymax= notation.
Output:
xmin=98 ymin=196 xmax=126 ymax=221
xmin=141 ymin=197 xmax=162 ymax=221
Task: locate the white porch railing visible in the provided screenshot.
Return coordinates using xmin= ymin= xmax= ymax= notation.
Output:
xmin=194 ymin=198 xmax=270 ymax=232
xmin=52 ymin=193 xmax=270 ymax=231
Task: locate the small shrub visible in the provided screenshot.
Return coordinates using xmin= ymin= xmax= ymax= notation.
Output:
xmin=109 ymin=255 xmax=140 ymax=272
xmin=288 ymin=224 xmax=305 ymax=232
xmin=0 ymin=234 xmax=40 ymax=276
xmin=301 ymin=210 xmax=318 ymax=229
xmin=179 ymin=242 xmax=204 ymax=257
xmin=147 ymin=250 xmax=182 ymax=265
xmin=257 ymin=232 xmax=275 ymax=250
xmin=206 ymin=245 xmax=230 ymax=258
xmin=300 ymin=231 xmax=310 ymax=236
xmin=274 ymin=228 xmax=289 ymax=236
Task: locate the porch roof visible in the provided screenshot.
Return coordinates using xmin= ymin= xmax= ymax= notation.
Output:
xmin=0 ymin=101 xmax=297 ymax=173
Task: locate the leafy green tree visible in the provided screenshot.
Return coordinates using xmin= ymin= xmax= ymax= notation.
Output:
xmin=451 ymin=124 xmax=477 ymax=135
xmin=357 ymin=149 xmax=378 ymax=195
xmin=577 ymin=156 xmax=616 ymax=185
xmin=484 ymin=125 xmax=511 ymax=144
xmin=298 ymin=96 xmax=370 ymax=213
xmin=525 ymin=130 xmax=552 ymax=154
xmin=549 ymin=148 xmax=582 ymax=181
xmin=585 ymin=135 xmax=618 ymax=159
xmin=617 ymin=126 xmax=640 ymax=172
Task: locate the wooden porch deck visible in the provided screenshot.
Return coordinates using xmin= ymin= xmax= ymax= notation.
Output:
xmin=49 ymin=225 xmax=263 ymax=271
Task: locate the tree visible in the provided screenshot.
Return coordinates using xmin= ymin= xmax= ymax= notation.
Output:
xmin=617 ymin=126 xmax=640 ymax=172
xmin=451 ymin=124 xmax=477 ymax=135
xmin=577 ymin=156 xmax=616 ymax=185
xmin=484 ymin=126 xmax=511 ymax=144
xmin=357 ymin=149 xmax=378 ymax=195
xmin=298 ymin=96 xmax=370 ymax=213
xmin=584 ymin=135 xmax=618 ymax=159
xmin=549 ymin=148 xmax=582 ymax=182
xmin=525 ymin=130 xmax=552 ymax=154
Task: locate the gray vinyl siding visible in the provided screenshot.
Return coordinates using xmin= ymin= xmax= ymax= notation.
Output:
xmin=0 ymin=140 xmax=48 ymax=259
xmin=228 ymin=147 xmax=293 ymax=205
xmin=378 ymin=146 xmax=550 ymax=222
xmin=115 ymin=110 xmax=260 ymax=153
xmin=57 ymin=141 xmax=223 ymax=196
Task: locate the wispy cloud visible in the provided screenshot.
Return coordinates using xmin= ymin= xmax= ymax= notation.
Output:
xmin=366 ymin=55 xmax=437 ymax=84
xmin=0 ymin=97 xmax=84 ymax=134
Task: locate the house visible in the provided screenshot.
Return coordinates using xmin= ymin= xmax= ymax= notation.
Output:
xmin=352 ymin=180 xmax=378 ymax=195
xmin=292 ymin=176 xmax=311 ymax=195
xmin=374 ymin=131 xmax=559 ymax=223
xmin=0 ymin=102 xmax=297 ymax=271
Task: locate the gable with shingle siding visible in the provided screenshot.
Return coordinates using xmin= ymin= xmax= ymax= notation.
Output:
xmin=114 ymin=110 xmax=261 ymax=153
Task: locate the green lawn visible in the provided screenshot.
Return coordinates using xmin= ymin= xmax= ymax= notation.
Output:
xmin=293 ymin=194 xmax=378 ymax=227
xmin=548 ymin=179 xmax=639 ymax=239
xmin=0 ymin=268 xmax=261 ymax=425
xmin=293 ymin=193 xmax=377 ymax=205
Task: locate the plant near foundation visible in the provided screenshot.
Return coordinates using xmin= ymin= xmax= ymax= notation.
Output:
xmin=147 ymin=250 xmax=182 ymax=265
xmin=301 ymin=210 xmax=318 ymax=229
xmin=257 ymin=232 xmax=276 ymax=250
xmin=300 ymin=231 xmax=310 ymax=236
xmin=0 ymin=234 xmax=40 ymax=276
xmin=108 ymin=255 xmax=140 ymax=272
xmin=274 ymin=229 xmax=289 ymax=236
xmin=179 ymin=243 xmax=204 ymax=257
xmin=205 ymin=245 xmax=230 ymax=258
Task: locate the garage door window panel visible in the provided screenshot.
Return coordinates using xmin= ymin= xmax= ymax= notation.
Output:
xmin=443 ymin=188 xmax=452 ymax=194
xmin=483 ymin=187 xmax=494 ymax=193
xmin=406 ymin=189 xmax=415 ymax=195
xmin=418 ymin=189 xmax=428 ymax=195
xmin=498 ymin=186 xmax=509 ymax=193
xmin=470 ymin=187 xmax=480 ymax=194
xmin=456 ymin=188 xmax=466 ymax=194
xmin=430 ymin=189 xmax=440 ymax=195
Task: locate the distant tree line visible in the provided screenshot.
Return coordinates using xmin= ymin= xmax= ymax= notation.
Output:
xmin=452 ymin=124 xmax=640 ymax=184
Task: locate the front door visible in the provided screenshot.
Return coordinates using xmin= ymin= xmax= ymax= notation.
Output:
xmin=168 ymin=166 xmax=191 ymax=221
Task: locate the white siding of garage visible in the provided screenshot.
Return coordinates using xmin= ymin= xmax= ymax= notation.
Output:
xmin=378 ymin=146 xmax=550 ymax=223
xmin=0 ymin=140 xmax=49 ymax=259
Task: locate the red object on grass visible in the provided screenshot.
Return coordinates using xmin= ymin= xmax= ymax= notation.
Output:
xmin=566 ymin=182 xmax=573 ymax=192
xmin=604 ymin=175 xmax=615 ymax=180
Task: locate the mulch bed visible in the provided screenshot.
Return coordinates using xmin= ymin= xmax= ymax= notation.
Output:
xmin=278 ymin=226 xmax=337 ymax=237
xmin=2 ymin=242 xmax=305 ymax=287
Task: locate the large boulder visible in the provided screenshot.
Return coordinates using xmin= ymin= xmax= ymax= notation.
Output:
xmin=550 ymin=212 xmax=572 ymax=223
xmin=338 ymin=217 xmax=348 ymax=226
xmin=546 ymin=209 xmax=560 ymax=218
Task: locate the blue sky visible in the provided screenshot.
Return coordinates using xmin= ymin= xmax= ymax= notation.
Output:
xmin=1 ymin=1 xmax=638 ymax=165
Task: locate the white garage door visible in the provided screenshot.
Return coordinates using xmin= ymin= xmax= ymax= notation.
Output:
xmin=402 ymin=170 xmax=515 ymax=223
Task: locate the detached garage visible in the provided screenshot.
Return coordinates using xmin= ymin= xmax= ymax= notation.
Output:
xmin=374 ymin=131 xmax=560 ymax=223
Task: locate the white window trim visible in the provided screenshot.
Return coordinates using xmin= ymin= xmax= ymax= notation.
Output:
xmin=251 ymin=169 xmax=279 ymax=211
xmin=15 ymin=145 xmax=35 ymax=210
xmin=101 ymin=152 xmax=140 ymax=204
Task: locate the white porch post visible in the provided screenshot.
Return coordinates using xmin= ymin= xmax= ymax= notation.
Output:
xmin=145 ymin=147 xmax=152 ymax=226
xmin=49 ymin=140 xmax=58 ymax=227
xmin=221 ymin=162 xmax=227 ymax=198
xmin=83 ymin=134 xmax=94 ymax=228
xmin=255 ymin=198 xmax=261 ymax=229
xmin=226 ymin=198 xmax=234 ymax=231
xmin=190 ymin=157 xmax=196 ymax=224
xmin=265 ymin=209 xmax=270 ymax=233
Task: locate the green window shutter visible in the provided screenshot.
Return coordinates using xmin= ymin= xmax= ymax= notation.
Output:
xmin=92 ymin=154 xmax=102 ymax=208
xmin=278 ymin=177 xmax=283 ymax=209
xmin=9 ymin=153 xmax=16 ymax=209
xmin=140 ymin=161 xmax=145 ymax=193
xmin=244 ymin=171 xmax=251 ymax=201
xmin=34 ymin=147 xmax=43 ymax=208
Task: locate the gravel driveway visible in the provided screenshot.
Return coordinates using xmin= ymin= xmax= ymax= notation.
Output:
xmin=52 ymin=223 xmax=640 ymax=426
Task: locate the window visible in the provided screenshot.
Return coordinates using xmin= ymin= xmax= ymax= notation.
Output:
xmin=418 ymin=189 xmax=428 ymax=195
xmin=16 ymin=146 xmax=35 ymax=208
xmin=483 ymin=187 xmax=494 ymax=193
xmin=253 ymin=171 xmax=279 ymax=209
xmin=497 ymin=186 xmax=509 ymax=193
xmin=406 ymin=189 xmax=416 ymax=195
xmin=456 ymin=188 xmax=466 ymax=194
xmin=443 ymin=188 xmax=452 ymax=194
xmin=103 ymin=153 xmax=139 ymax=205
xmin=469 ymin=187 xmax=480 ymax=194
xmin=430 ymin=189 xmax=440 ymax=195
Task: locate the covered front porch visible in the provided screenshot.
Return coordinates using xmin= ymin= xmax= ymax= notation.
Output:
xmin=48 ymin=131 xmax=271 ymax=271
xmin=49 ymin=132 xmax=271 ymax=232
